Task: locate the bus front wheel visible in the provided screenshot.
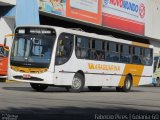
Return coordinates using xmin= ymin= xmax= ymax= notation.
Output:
xmin=30 ymin=83 xmax=48 ymax=92
xmin=66 ymin=73 xmax=84 ymax=93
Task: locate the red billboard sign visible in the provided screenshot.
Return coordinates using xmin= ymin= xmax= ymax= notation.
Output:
xmin=102 ymin=0 xmax=145 ymax=35
xmin=39 ymin=0 xmax=145 ymax=35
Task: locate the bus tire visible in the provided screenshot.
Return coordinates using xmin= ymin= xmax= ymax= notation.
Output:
xmin=88 ymin=86 xmax=102 ymax=92
xmin=30 ymin=83 xmax=48 ymax=92
xmin=66 ymin=73 xmax=84 ymax=93
xmin=122 ymin=75 xmax=132 ymax=92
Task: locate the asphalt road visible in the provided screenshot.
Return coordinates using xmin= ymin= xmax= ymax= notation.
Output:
xmin=0 ymin=82 xmax=160 ymax=120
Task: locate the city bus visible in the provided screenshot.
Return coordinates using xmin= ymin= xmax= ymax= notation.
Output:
xmin=0 ymin=34 xmax=11 ymax=81
xmin=8 ymin=25 xmax=153 ymax=92
xmin=0 ymin=44 xmax=9 ymax=80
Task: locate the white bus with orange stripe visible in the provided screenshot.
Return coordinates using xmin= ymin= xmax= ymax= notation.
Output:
xmin=8 ymin=25 xmax=153 ymax=92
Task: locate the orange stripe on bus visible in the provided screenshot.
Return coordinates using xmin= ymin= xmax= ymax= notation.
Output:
xmin=118 ymin=64 xmax=144 ymax=87
xmin=132 ymin=42 xmax=149 ymax=48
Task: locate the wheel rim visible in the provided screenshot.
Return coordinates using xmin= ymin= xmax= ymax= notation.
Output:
xmin=72 ymin=77 xmax=81 ymax=89
xmin=126 ymin=79 xmax=131 ymax=89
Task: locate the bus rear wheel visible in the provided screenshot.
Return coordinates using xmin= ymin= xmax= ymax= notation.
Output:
xmin=116 ymin=75 xmax=132 ymax=92
xmin=30 ymin=83 xmax=48 ymax=92
xmin=88 ymin=86 xmax=102 ymax=92
xmin=66 ymin=73 xmax=84 ymax=93
xmin=122 ymin=75 xmax=132 ymax=92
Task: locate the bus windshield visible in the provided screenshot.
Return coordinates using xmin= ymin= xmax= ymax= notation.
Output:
xmin=11 ymin=34 xmax=56 ymax=68
xmin=0 ymin=46 xmax=9 ymax=57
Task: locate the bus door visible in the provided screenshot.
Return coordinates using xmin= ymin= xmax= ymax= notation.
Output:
xmin=55 ymin=33 xmax=74 ymax=67
xmin=154 ymin=57 xmax=160 ymax=75
xmin=153 ymin=57 xmax=160 ymax=86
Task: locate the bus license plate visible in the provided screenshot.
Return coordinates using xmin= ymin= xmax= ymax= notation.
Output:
xmin=23 ymin=74 xmax=31 ymax=79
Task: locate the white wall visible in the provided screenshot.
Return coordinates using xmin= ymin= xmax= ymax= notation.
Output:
xmin=145 ymin=0 xmax=160 ymax=40
xmin=0 ymin=17 xmax=15 ymax=49
xmin=150 ymin=40 xmax=160 ymax=55
xmin=145 ymin=0 xmax=160 ymax=55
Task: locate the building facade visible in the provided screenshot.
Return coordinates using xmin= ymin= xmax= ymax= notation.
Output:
xmin=0 ymin=0 xmax=160 ymax=54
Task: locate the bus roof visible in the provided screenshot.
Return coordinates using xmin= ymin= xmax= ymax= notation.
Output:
xmin=15 ymin=25 xmax=153 ymax=48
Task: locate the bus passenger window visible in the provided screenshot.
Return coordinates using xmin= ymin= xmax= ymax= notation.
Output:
xmin=94 ymin=40 xmax=105 ymax=60
xmin=75 ymin=36 xmax=90 ymax=59
xmin=94 ymin=50 xmax=104 ymax=60
xmin=143 ymin=48 xmax=153 ymax=66
xmin=132 ymin=47 xmax=142 ymax=64
xmin=106 ymin=42 xmax=119 ymax=62
xmin=55 ymin=33 xmax=73 ymax=65
xmin=120 ymin=45 xmax=131 ymax=63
